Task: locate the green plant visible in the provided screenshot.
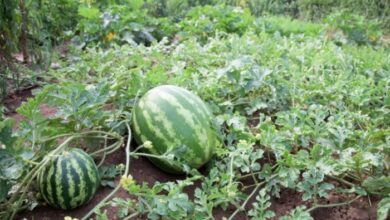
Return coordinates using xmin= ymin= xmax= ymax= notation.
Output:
xmin=324 ymin=10 xmax=382 ymax=45
xmin=145 ymin=0 xmax=191 ymax=17
xmin=178 ymin=5 xmax=255 ymax=42
xmin=255 ymin=15 xmax=324 ymax=36
xmin=298 ymin=0 xmax=390 ymax=30
xmin=218 ymin=0 xmax=390 ymax=31
xmin=117 ymin=176 xmax=199 ymax=219
xmin=0 ymin=82 xmax=126 ymax=219
xmin=377 ymin=197 xmax=390 ymax=220
xmin=0 ymin=110 xmax=18 ymax=207
xmin=248 ymin=188 xmax=276 ymax=219
xmin=0 ymin=0 xmax=19 ymax=62
xmin=74 ymin=0 xmax=172 ymax=48
xmin=242 ymin=0 xmax=300 ymax=16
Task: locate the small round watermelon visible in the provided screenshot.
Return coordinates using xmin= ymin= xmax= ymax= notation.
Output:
xmin=38 ymin=148 xmax=100 ymax=210
xmin=131 ymin=85 xmax=219 ymax=174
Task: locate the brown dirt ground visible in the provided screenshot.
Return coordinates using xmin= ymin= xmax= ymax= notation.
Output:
xmin=3 ymin=89 xmax=380 ymax=220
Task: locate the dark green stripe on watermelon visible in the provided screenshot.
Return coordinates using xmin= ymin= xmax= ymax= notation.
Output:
xmin=60 ymin=158 xmax=72 ymax=209
xmin=73 ymin=151 xmax=95 ymax=205
xmin=68 ymin=158 xmax=81 ymax=208
xmin=49 ymin=157 xmax=61 ymax=209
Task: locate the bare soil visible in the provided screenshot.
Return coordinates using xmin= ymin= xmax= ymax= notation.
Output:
xmin=4 ymin=89 xmax=378 ymax=220
xmin=2 ymin=86 xmax=36 ymax=115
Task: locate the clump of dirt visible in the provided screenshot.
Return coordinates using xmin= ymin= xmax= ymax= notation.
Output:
xmin=2 ymin=86 xmax=36 ymax=114
xmin=270 ymin=188 xmax=308 ymax=218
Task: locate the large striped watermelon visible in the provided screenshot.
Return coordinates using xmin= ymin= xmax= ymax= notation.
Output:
xmin=38 ymin=148 xmax=100 ymax=210
xmin=131 ymin=85 xmax=220 ymax=174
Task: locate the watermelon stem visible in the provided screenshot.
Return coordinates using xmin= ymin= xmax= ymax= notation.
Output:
xmin=81 ymin=122 xmax=133 ymax=220
xmin=241 ymin=174 xmax=278 ymax=191
xmin=130 ymin=152 xmax=176 ymax=159
xmin=90 ymin=140 xmax=123 ymax=157
xmin=132 ymin=144 xmax=146 ymax=153
xmin=307 ymin=195 xmax=362 ymax=212
xmin=124 ymin=123 xmax=131 ymax=175
xmin=229 ymin=173 xmax=279 ymax=220
xmin=39 ymin=130 xmax=121 ymax=143
xmin=327 ymin=175 xmax=355 ymax=187
xmin=123 ymin=211 xmax=140 ymax=220
xmin=22 ymin=159 xmax=40 ymax=165
xmin=238 ymin=164 xmax=279 ymax=180
xmin=228 ymin=181 xmax=266 ymax=220
xmin=97 ymin=135 xmax=108 ymax=167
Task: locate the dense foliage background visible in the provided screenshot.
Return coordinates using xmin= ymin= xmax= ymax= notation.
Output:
xmin=0 ymin=0 xmax=389 ymax=219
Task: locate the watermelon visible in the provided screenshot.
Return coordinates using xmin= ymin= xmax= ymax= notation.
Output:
xmin=38 ymin=148 xmax=100 ymax=210
xmin=131 ymin=85 xmax=219 ymax=174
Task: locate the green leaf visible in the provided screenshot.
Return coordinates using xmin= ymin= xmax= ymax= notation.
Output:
xmin=227 ymin=115 xmax=247 ymax=131
xmin=246 ymin=100 xmax=268 ymax=115
xmin=248 ymin=188 xmax=275 ymax=219
xmin=297 ymin=168 xmax=333 ymax=200
xmin=129 ymin=0 xmax=144 ymax=10
xmin=377 ymin=197 xmax=390 ymax=220
xmin=318 ymin=182 xmax=334 ymax=198
xmin=0 ymin=118 xmax=16 ymax=148
xmin=0 ymin=150 xmax=24 ymax=180
xmin=78 ymin=7 xmax=100 ymax=19
xmin=362 ymin=176 xmax=390 ymax=195
xmin=0 ymin=179 xmax=11 ymax=202
xmin=99 ymin=164 xmax=121 ymax=188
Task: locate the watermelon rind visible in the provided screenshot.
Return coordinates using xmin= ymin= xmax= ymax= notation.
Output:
xmin=131 ymin=85 xmax=220 ymax=174
xmin=38 ymin=148 xmax=100 ymax=210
